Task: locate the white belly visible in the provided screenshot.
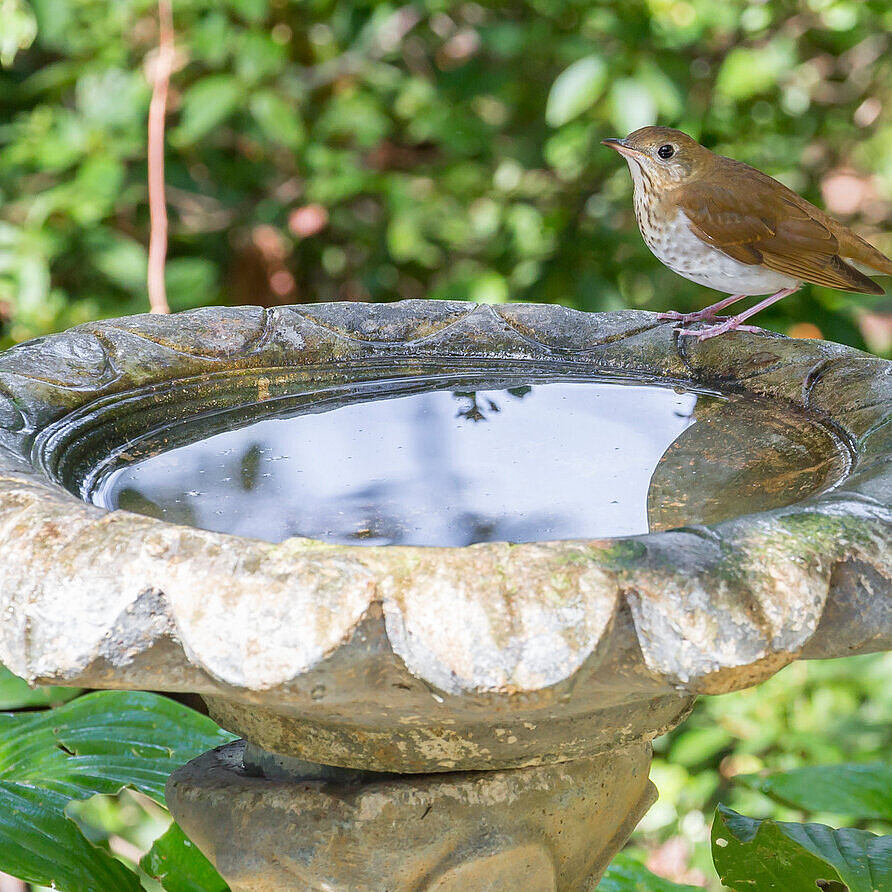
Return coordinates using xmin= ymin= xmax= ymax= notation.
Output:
xmin=642 ymin=208 xmax=799 ymax=295
xmin=626 ymin=158 xmax=800 ymax=295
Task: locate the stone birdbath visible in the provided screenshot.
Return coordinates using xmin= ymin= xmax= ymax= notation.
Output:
xmin=0 ymin=301 xmax=891 ymax=890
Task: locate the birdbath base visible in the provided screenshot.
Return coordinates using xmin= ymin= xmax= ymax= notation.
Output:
xmin=166 ymin=739 xmax=656 ymax=891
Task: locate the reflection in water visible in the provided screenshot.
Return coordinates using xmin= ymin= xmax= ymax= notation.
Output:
xmin=90 ymin=380 xmax=849 ymax=546
xmin=646 ymin=395 xmax=849 ymax=531
xmin=93 ymin=383 xmax=704 ymax=545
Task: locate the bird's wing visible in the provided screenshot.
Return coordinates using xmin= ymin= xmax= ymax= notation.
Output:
xmin=679 ymin=174 xmax=884 ymax=295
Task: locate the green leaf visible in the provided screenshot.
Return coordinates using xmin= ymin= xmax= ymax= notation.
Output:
xmin=165 ymin=257 xmax=219 ymax=310
xmin=712 ymin=804 xmax=892 ymax=892
xmin=249 ymin=90 xmax=305 ymax=149
xmin=75 ymin=68 xmax=147 ymax=128
xmin=608 ymin=79 xmax=658 ymax=136
xmin=0 ymin=663 xmax=81 ymax=709
xmin=668 ymin=724 xmax=733 ymax=768
xmin=0 ymin=782 xmax=141 ymax=890
xmin=0 ymin=0 xmax=38 ymax=67
xmin=69 ymin=155 xmax=126 ymax=224
xmin=599 ymin=852 xmax=701 ymax=891
xmin=88 ymin=232 xmax=148 ymax=295
xmin=0 ymin=691 xmax=236 ymax=888
xmin=635 ymin=62 xmax=683 ymax=120
xmin=229 ymin=0 xmax=267 ymax=24
xmin=173 ymin=75 xmax=242 ymax=145
xmin=545 ymin=55 xmax=607 ymax=127
xmin=0 ymin=690 xmax=235 ymax=803
xmin=739 ymin=763 xmax=892 ymax=822
xmin=141 ymin=822 xmax=228 ymax=892
xmin=715 ymin=41 xmax=796 ymax=101
xmin=235 ymin=30 xmax=286 ymax=85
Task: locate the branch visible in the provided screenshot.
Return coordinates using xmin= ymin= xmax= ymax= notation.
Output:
xmin=146 ymin=0 xmax=173 ymax=314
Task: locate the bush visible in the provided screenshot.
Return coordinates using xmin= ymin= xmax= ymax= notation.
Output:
xmin=1 ymin=0 xmax=890 ymax=348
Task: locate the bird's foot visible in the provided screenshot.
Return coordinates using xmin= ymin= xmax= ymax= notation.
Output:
xmin=658 ymin=309 xmax=729 ymax=324
xmin=675 ymin=319 xmax=763 ymax=341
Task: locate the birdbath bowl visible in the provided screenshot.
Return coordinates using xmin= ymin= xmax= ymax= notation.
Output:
xmin=1 ymin=301 xmax=891 ymax=890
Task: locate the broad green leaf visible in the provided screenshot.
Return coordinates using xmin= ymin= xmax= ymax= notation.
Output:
xmin=0 ymin=690 xmax=235 ymax=804
xmin=609 ymin=79 xmax=657 ymax=137
xmin=635 ymin=62 xmax=683 ymax=120
xmin=715 ymin=41 xmax=796 ymax=101
xmin=165 ymin=257 xmax=219 ymax=310
xmin=249 ymin=90 xmax=305 ymax=149
xmin=190 ymin=11 xmax=232 ymax=65
xmin=141 ymin=822 xmax=228 ymax=892
xmin=0 ymin=692 xmax=235 ymax=890
xmin=668 ymin=724 xmax=733 ymax=768
xmin=173 ymin=75 xmax=242 ymax=145
xmin=468 ymin=270 xmax=508 ymax=304
xmin=599 ymin=852 xmax=701 ymax=891
xmin=545 ymin=55 xmax=607 ymax=127
xmin=11 ymin=251 xmax=50 ymax=312
xmin=0 ymin=663 xmax=80 ymax=709
xmin=89 ymin=232 xmax=148 ymax=294
xmin=69 ymin=155 xmax=126 ymax=224
xmin=544 ymin=120 xmax=595 ymax=181
xmin=0 ymin=782 xmax=141 ymax=890
xmin=74 ymin=68 xmax=147 ymax=128
xmin=739 ymin=763 xmax=892 ymax=823
xmin=235 ymin=30 xmax=286 ymax=84
xmin=229 ymin=0 xmax=267 ymax=25
xmin=713 ymin=804 xmax=892 ymax=892
xmin=0 ymin=0 xmax=37 ymax=67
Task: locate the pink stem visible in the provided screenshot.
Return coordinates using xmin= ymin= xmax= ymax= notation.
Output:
xmin=147 ymin=0 xmax=173 ymax=315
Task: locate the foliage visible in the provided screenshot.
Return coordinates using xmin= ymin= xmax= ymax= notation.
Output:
xmin=633 ymin=651 xmax=892 ymax=888
xmin=0 ymin=661 xmax=888 ymax=889
xmin=598 ymin=851 xmax=701 ymax=890
xmin=705 ymin=761 xmax=892 ymax=890
xmin=0 ymin=687 xmax=233 ymax=890
xmin=0 ymin=0 xmax=36 ymax=67
xmin=712 ymin=804 xmax=892 ymax=892
xmin=0 ymin=661 xmax=80 ymax=708
xmin=739 ymin=762 xmax=892 ymax=823
xmin=0 ymin=1 xmax=891 ymax=348
xmin=141 ymin=822 xmax=228 ymax=892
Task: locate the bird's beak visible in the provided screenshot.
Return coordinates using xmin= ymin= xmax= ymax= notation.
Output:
xmin=601 ymin=137 xmax=646 ymax=160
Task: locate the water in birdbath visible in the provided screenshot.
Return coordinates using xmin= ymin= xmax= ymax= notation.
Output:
xmin=82 ymin=375 xmax=851 ymax=545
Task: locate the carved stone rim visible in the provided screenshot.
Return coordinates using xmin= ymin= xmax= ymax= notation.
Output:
xmin=0 ymin=301 xmax=890 ymax=713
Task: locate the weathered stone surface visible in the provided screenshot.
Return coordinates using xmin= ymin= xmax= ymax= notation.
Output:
xmin=0 ymin=302 xmax=889 ymax=771
xmin=166 ymin=739 xmax=655 ymax=892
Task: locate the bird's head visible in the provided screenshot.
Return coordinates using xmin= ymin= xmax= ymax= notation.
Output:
xmin=601 ymin=126 xmax=711 ymax=188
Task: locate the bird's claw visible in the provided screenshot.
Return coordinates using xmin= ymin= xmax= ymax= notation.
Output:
xmin=675 ymin=322 xmax=763 ymax=340
xmin=658 ymin=310 xmax=729 ymax=323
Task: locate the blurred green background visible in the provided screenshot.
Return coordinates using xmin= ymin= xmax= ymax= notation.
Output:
xmin=1 ymin=0 xmax=890 ymax=350
xmin=1 ymin=1 xmax=892 ymax=889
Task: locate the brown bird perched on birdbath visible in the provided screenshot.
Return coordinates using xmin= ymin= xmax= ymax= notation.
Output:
xmin=603 ymin=126 xmax=892 ymax=341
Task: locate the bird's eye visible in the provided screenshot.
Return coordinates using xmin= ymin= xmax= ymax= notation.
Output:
xmin=657 ymin=144 xmax=675 ymax=159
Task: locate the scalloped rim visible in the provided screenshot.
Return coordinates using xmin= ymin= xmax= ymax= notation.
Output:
xmin=0 ymin=302 xmax=890 ymax=705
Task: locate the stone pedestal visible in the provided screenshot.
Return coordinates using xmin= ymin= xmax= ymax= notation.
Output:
xmin=167 ymin=739 xmax=655 ymax=891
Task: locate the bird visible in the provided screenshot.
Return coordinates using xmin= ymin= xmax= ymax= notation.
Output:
xmin=602 ymin=126 xmax=892 ymax=340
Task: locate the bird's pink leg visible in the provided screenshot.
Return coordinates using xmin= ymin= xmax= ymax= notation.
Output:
xmin=658 ymin=293 xmax=748 ymax=324
xmin=677 ymin=287 xmax=800 ymax=341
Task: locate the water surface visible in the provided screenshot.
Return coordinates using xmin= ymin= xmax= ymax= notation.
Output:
xmin=88 ymin=380 xmax=848 ymax=545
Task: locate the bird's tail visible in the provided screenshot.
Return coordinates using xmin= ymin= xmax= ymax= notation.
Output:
xmin=837 ymin=228 xmax=892 ymax=278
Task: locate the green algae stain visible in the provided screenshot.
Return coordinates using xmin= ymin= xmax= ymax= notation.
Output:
xmin=585 ymin=539 xmax=648 ymax=570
